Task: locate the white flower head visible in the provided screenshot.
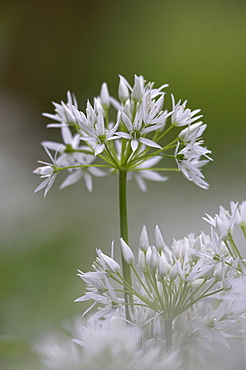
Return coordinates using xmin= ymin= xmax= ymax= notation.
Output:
xmin=171 ymin=94 xmax=203 ymax=127
xmin=43 ymin=91 xmax=79 ymax=128
xmin=175 ymin=140 xmax=211 ymax=189
xmin=79 ymin=101 xmax=119 ymax=156
xmin=118 ymin=111 xmax=162 ymax=153
xmin=33 ymin=146 xmax=59 ymax=197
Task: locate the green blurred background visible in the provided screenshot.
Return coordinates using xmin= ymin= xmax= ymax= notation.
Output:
xmin=0 ymin=0 xmax=245 ymax=369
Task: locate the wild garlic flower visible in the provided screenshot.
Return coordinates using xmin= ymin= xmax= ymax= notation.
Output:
xmin=171 ymin=94 xmax=203 ymax=127
xmin=36 ymin=202 xmax=246 ymax=369
xmin=203 ymin=205 xmax=237 ymax=240
xmin=117 ymin=111 xmax=163 ymax=152
xmin=73 ymin=209 xmax=246 ymax=368
xmin=33 ymin=147 xmax=60 ymax=197
xmin=231 ymin=200 xmax=246 ymax=229
xmin=175 ymin=139 xmax=211 ymax=189
xmin=76 ymin=223 xmax=241 ymax=324
xmin=42 ymin=91 xmax=79 ymax=128
xmin=41 ymin=126 xmax=91 ymax=168
xmin=34 ymin=74 xmax=211 ymax=196
xmin=37 ymin=317 xmax=181 ymax=370
xmin=78 ymin=99 xmax=119 ymax=156
xmin=36 ymin=334 xmax=83 ymax=370
xmin=34 ymin=127 xmax=106 ymax=194
xmin=202 ymin=202 xmax=246 ymax=274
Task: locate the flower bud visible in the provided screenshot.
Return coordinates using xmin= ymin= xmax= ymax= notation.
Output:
xmin=33 ymin=165 xmax=54 ymax=177
xmin=97 ymin=249 xmax=120 ymax=274
xmin=131 ymin=75 xmax=143 ymax=102
xmin=157 ymin=255 xmax=170 ymax=277
xmin=146 ymin=246 xmax=158 ymax=272
xmin=100 ymin=82 xmax=110 ymax=109
xmin=138 ymin=249 xmax=147 ymax=272
xmin=178 ymin=122 xmax=204 ymax=142
xmin=120 ymin=238 xmax=135 ymax=264
xmin=169 ymin=263 xmax=178 ymax=281
xmin=139 ymin=225 xmax=149 ymax=252
xmin=154 ymin=225 xmax=165 ymax=252
xmin=118 ymin=75 xmax=129 ymax=102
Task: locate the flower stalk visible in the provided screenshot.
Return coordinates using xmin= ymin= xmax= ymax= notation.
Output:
xmin=119 ymin=170 xmax=133 ymax=320
xmin=165 ymin=319 xmax=173 ymax=351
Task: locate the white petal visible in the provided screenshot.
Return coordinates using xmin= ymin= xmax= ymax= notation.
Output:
xmin=59 ymin=171 xmax=83 ymax=189
xmin=139 ymin=138 xmax=162 ymax=149
xmin=61 ymin=126 xmax=73 ymax=144
xmin=41 ymin=141 xmax=65 ymax=152
xmin=141 ymin=170 xmax=168 ymax=182
xmin=122 ymin=112 xmax=133 ymax=132
xmin=131 ymin=139 xmax=139 ymax=152
xmin=34 ymin=178 xmax=50 ymax=193
xmin=84 ymin=173 xmax=93 ymax=192
xmin=89 ymin=167 xmax=106 ymax=177
xmin=135 ymin=175 xmax=147 ymax=192
xmin=95 ymin=143 xmax=105 ymax=156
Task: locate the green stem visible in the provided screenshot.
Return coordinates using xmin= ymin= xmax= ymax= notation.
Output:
xmin=241 ymin=225 xmax=246 ymax=239
xmin=156 ymin=123 xmax=175 ymax=142
xmin=228 ymin=232 xmax=243 ymax=260
xmin=119 ymin=170 xmax=133 ymax=321
xmin=165 ymin=319 xmax=173 ymax=351
xmin=119 ymin=170 xmax=128 ymax=241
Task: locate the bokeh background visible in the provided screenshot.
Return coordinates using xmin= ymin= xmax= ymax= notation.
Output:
xmin=0 ymin=1 xmax=246 ymax=369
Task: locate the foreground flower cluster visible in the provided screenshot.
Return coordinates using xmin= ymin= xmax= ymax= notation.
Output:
xmin=34 ymin=75 xmax=211 ymax=196
xmin=36 ymin=202 xmax=246 ymax=369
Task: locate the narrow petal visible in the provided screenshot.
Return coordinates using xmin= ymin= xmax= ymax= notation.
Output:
xmin=139 ymin=138 xmax=162 ymax=149
xmin=59 ymin=171 xmax=83 ymax=189
xmin=131 ymin=139 xmax=139 ymax=152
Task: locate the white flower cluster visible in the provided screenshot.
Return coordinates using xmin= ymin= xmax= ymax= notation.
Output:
xmin=71 ymin=203 xmax=245 ymax=368
xmin=36 ymin=317 xmax=180 ymax=370
xmin=33 ymin=75 xmax=211 ymax=196
xmin=37 ymin=202 xmax=246 ymax=369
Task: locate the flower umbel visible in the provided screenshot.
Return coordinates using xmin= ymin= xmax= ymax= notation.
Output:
xmin=34 ymin=75 xmax=211 ymax=196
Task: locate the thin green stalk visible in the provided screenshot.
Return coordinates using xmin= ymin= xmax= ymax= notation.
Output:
xmin=241 ymin=225 xmax=246 ymax=239
xmin=119 ymin=170 xmax=133 ymax=321
xmin=149 ymin=273 xmax=166 ymax=312
xmin=228 ymin=232 xmax=243 ymax=260
xmin=131 ymin=264 xmax=153 ymax=298
xmin=165 ymin=319 xmax=173 ymax=351
xmin=156 ymin=123 xmax=175 ymax=142
xmin=104 ymin=144 xmax=119 ymax=168
xmin=57 ymin=164 xmax=112 ymax=171
xmin=129 ymin=167 xmax=180 ymax=172
xmin=161 ymin=278 xmax=171 ymax=316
